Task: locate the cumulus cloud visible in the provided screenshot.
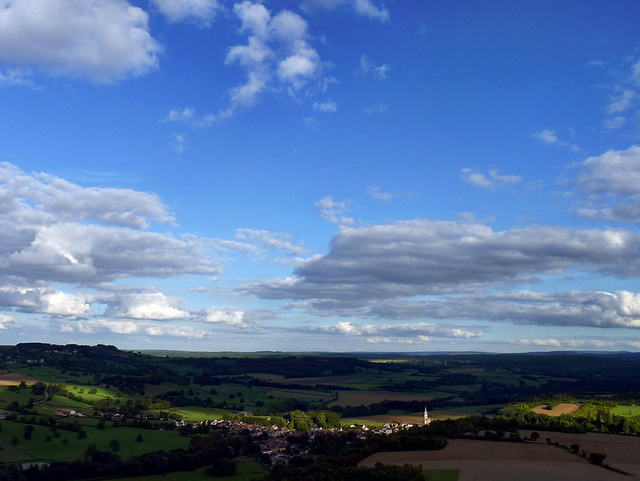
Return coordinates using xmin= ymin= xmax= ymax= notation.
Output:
xmin=222 ymin=2 xmax=323 ymax=115
xmin=205 ymin=307 xmax=248 ymax=327
xmin=0 ymin=314 xmax=17 ymax=329
xmin=301 ymin=0 xmax=389 ymax=21
xmin=314 ymin=197 xmax=353 ymax=225
xmin=150 ymin=0 xmax=222 ymax=25
xmin=0 ymin=287 xmax=90 ymax=317
xmin=0 ymin=0 xmax=161 ymax=83
xmin=460 ymin=168 xmax=522 ymax=190
xmin=572 ymin=146 xmax=640 ymax=223
xmin=0 ymin=162 xmax=173 ymax=228
xmin=94 ymin=292 xmax=190 ymax=320
xmin=245 ymin=219 xmax=640 ymax=308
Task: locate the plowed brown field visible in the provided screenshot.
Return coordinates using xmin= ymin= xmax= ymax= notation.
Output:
xmin=522 ymin=430 xmax=640 ymax=477
xmin=360 ymin=438 xmax=634 ymax=480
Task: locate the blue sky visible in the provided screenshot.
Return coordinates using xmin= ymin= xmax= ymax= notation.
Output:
xmin=2 ymin=0 xmax=640 ymax=352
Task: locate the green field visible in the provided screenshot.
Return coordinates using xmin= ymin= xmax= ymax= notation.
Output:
xmin=423 ymin=469 xmax=460 ymax=481
xmin=0 ymin=421 xmax=190 ymax=463
xmin=169 ymin=406 xmax=229 ymax=422
xmin=612 ymin=405 xmax=640 ymax=417
xmin=113 ymin=458 xmax=269 ymax=481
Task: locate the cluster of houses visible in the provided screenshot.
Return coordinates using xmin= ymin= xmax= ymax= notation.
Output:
xmin=172 ymin=413 xmax=431 ymax=466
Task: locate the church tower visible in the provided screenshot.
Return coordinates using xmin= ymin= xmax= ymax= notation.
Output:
xmin=423 ymin=406 xmax=431 ymax=425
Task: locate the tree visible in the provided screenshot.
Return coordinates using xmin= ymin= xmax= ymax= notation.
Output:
xmin=206 ymin=458 xmax=237 ymax=477
xmin=530 ymin=432 xmax=539 ymax=442
xmin=110 ymin=439 xmax=120 ymax=452
xmin=23 ymin=425 xmax=34 ymax=440
xmin=85 ymin=444 xmax=97 ymax=458
xmin=589 ymin=453 xmax=607 ymax=466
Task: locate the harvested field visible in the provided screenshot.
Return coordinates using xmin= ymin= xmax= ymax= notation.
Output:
xmin=360 ymin=439 xmax=630 ymax=480
xmin=328 ymin=390 xmax=433 ymax=407
xmin=531 ymin=403 xmax=581 ymax=416
xmin=522 ymin=430 xmax=640 ymax=477
xmin=531 ymin=403 xmax=582 ymax=418
xmin=0 ymin=373 xmax=38 ymax=386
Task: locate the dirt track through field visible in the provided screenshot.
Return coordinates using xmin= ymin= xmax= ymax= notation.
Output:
xmin=360 ymin=439 xmax=633 ymax=480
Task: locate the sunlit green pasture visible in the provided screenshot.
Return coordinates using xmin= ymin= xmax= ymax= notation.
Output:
xmin=168 ymin=406 xmax=229 ymax=422
xmin=612 ymin=405 xmax=640 ymax=417
xmin=64 ymin=384 xmax=135 ymax=403
xmin=0 ymin=420 xmax=190 ymax=463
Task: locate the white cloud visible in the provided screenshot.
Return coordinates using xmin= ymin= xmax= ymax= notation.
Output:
xmin=0 ymin=287 xmax=89 ymax=317
xmin=314 ymin=197 xmax=353 ymax=225
xmin=0 ymin=163 xmax=219 ymax=289
xmin=169 ymin=133 xmax=187 ymax=153
xmin=221 ymin=2 xmax=323 ymax=115
xmin=205 ymin=307 xmax=248 ymax=327
xmin=301 ymin=0 xmax=389 ymax=21
xmin=363 ymin=103 xmax=387 ymax=115
xmin=599 ymin=51 xmax=640 ymax=132
xmin=161 ymin=108 xmax=195 ymax=123
xmin=0 ymin=162 xmax=173 ymax=229
xmin=321 ymin=321 xmax=482 ymax=339
xmin=95 ymin=292 xmax=190 ymax=320
xmin=531 ymin=129 xmax=580 ymax=152
xmin=572 ymin=146 xmax=640 ymax=224
xmin=234 ymin=229 xmax=306 ymax=255
xmin=0 ymin=0 xmax=161 ymax=83
xmin=0 ymin=314 xmax=17 ymax=329
xmin=0 ymin=68 xmax=34 ymax=87
xmin=63 ymin=319 xmax=208 ymax=338
xmin=151 ymin=0 xmax=222 ymax=25
xmin=313 ymin=100 xmax=337 ymax=112
xmin=358 ymin=54 xmax=391 ymax=79
xmin=461 ymin=168 xmax=521 ymax=190
xmin=367 ymin=185 xmax=396 ymax=202
xmin=607 ymin=88 xmax=635 ymax=115
xmin=367 ymin=290 xmax=640 ymax=329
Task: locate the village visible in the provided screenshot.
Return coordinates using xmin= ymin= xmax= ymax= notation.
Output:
xmin=171 ymin=407 xmax=433 ymax=466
